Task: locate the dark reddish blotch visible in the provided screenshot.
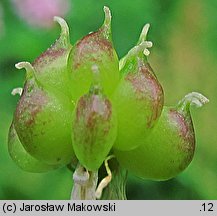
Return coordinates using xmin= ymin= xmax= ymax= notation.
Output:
xmin=126 ymin=60 xmax=164 ymax=128
xmin=71 ymin=31 xmax=113 ymax=70
xmin=169 ymin=109 xmax=195 ymax=168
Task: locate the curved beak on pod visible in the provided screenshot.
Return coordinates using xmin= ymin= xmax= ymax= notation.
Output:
xmin=114 ymin=92 xmax=209 ymax=180
xmin=12 ymin=62 xmax=76 ymax=166
xmin=68 ymin=6 xmax=119 ymax=101
xmin=32 ymin=17 xmax=72 ymax=97
xmin=112 ymin=24 xmax=164 ymax=151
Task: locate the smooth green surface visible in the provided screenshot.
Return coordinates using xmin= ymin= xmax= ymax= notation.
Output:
xmin=68 ymin=8 xmax=119 ymax=101
xmin=8 ymin=124 xmax=59 ymax=172
xmin=14 ymin=77 xmax=75 ymax=166
xmin=72 ymin=87 xmax=117 ymax=171
xmin=115 ymin=106 xmax=195 ymax=180
xmin=0 ymin=0 xmax=216 ymax=200
xmin=32 ymin=17 xmax=72 ymax=98
xmin=112 ymin=44 xmax=163 ymax=150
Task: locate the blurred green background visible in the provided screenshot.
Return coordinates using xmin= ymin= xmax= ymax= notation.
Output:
xmin=0 ymin=0 xmax=216 ymax=200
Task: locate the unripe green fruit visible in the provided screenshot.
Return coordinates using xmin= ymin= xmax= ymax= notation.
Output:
xmin=32 ymin=17 xmax=72 ymax=97
xmin=72 ymin=84 xmax=117 ymax=171
xmin=14 ymin=64 xmax=75 ymax=165
xmin=8 ymin=123 xmax=59 ymax=172
xmin=112 ymin=25 xmax=164 ymax=151
xmin=114 ymin=92 xmax=208 ymax=180
xmin=9 ymin=6 xmax=207 ymax=181
xmin=68 ymin=7 xmax=119 ymax=101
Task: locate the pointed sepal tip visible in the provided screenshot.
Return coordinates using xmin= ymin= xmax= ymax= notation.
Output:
xmin=138 ymin=23 xmax=151 ymax=44
xmin=103 ymin=6 xmax=111 ymax=28
xmin=53 ymin=16 xmax=70 ymax=48
xmin=101 ymin=6 xmax=112 ymax=38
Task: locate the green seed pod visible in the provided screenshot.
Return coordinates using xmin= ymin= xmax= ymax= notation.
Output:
xmin=32 ymin=17 xmax=72 ymax=97
xmin=72 ymin=81 xmax=117 ymax=171
xmin=114 ymin=92 xmax=209 ymax=180
xmin=13 ymin=62 xmax=76 ymax=166
xmin=68 ymin=6 xmax=119 ymax=101
xmin=8 ymin=123 xmax=59 ymax=172
xmin=112 ymin=24 xmax=164 ymax=151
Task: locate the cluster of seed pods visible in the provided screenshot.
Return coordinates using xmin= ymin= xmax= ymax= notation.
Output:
xmin=8 ymin=7 xmax=208 ymax=182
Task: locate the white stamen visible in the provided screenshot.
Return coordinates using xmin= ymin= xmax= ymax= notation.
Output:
xmin=128 ymin=41 xmax=153 ymax=58
xmin=178 ymin=92 xmax=209 ymax=109
xmin=15 ymin=61 xmax=35 ymax=72
xmin=143 ymin=48 xmax=150 ymax=56
xmin=11 ymin=87 xmax=23 ymax=96
xmin=95 ymin=155 xmax=115 ymax=199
